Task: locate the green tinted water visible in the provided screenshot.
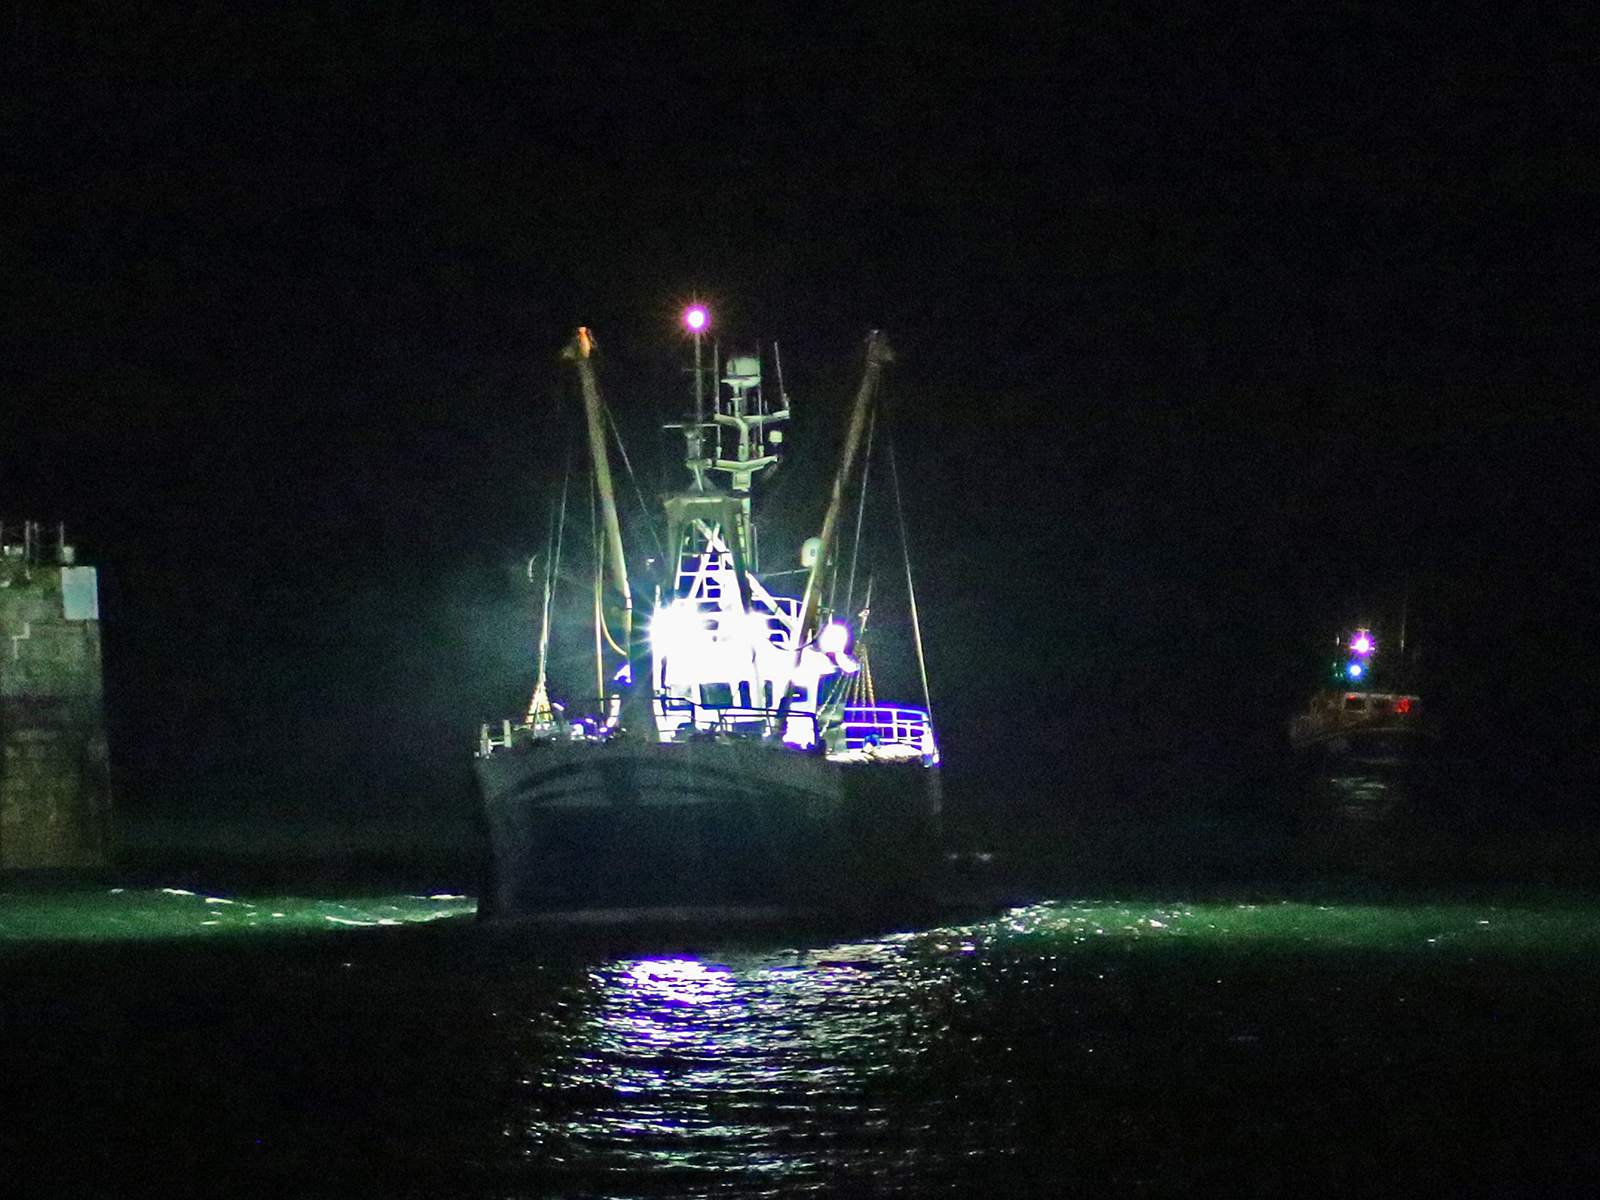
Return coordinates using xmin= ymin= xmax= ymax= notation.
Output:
xmin=0 ymin=887 xmax=475 ymax=941
xmin=4 ymin=892 xmax=1598 ymax=1197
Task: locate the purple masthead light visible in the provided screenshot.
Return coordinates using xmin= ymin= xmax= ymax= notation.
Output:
xmin=684 ymin=305 xmax=708 ymax=332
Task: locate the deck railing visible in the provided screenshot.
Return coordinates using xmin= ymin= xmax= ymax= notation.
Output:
xmin=479 ymin=695 xmax=824 ymax=753
xmin=839 ymin=705 xmax=940 ymax=764
xmin=481 ymin=699 xmax=940 ymax=763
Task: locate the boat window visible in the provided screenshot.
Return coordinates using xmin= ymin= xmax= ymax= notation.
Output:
xmin=738 ymin=681 xmax=752 ymax=708
xmin=1343 ymin=695 xmax=1366 ymax=711
xmin=700 ymin=682 xmax=734 ymax=708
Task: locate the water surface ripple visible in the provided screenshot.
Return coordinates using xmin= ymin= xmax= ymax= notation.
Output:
xmin=5 ymin=893 xmax=1600 ymax=1197
xmin=485 ymin=900 xmax=1600 ymax=1197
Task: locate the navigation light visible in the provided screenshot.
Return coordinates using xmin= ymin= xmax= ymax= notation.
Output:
xmin=1350 ymin=630 xmax=1374 ymax=655
xmin=684 ymin=306 xmax=708 ymax=332
xmin=1346 ymin=661 xmax=1365 ymax=680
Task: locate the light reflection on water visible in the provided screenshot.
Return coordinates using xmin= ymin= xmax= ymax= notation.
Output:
xmin=511 ymin=936 xmax=938 ymax=1189
xmin=496 ymin=900 xmax=1600 ymax=1194
xmin=5 ymin=884 xmax=1600 ymax=1196
xmin=1326 ymin=770 xmax=1397 ymax=820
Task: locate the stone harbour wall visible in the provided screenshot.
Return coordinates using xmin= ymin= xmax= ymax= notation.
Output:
xmin=0 ymin=553 xmax=111 ymax=869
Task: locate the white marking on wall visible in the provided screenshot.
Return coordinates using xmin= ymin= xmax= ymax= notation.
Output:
xmin=61 ymin=567 xmax=100 ymax=621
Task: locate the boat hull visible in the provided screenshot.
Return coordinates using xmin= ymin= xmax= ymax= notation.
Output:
xmin=1290 ymin=689 xmax=1439 ymax=768
xmin=475 ymin=736 xmax=941 ymax=924
xmin=1290 ymin=722 xmax=1439 ymax=767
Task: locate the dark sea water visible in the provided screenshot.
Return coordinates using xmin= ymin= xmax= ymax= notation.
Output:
xmin=6 ymin=768 xmax=1600 ymax=1199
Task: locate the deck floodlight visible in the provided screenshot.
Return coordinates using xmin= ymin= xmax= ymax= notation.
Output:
xmin=650 ymin=601 xmax=707 ymax=658
xmin=684 ymin=305 xmax=708 ymax=332
xmin=1350 ymin=630 xmax=1374 ymax=655
xmin=818 ymin=621 xmax=851 ymax=656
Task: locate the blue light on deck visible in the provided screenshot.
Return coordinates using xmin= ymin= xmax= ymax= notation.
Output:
xmin=1346 ymin=661 xmax=1365 ymax=679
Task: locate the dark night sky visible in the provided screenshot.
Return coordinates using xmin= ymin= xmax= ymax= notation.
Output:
xmin=4 ymin=5 xmax=1597 ymax=824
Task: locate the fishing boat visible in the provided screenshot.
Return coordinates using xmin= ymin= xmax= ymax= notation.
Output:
xmin=1290 ymin=627 xmax=1437 ymax=766
xmin=474 ymin=314 xmax=942 ymax=927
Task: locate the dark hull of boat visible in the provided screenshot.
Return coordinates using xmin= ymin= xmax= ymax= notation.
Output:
xmin=475 ymin=737 xmax=942 ymax=925
xmin=1290 ymin=724 xmax=1439 ymax=767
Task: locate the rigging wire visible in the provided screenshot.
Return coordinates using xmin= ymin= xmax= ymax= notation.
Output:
xmin=590 ymin=471 xmax=605 ymax=703
xmin=586 ymin=476 xmax=632 ymax=694
xmin=844 ymin=575 xmax=876 ymax=708
xmin=603 ymin=398 xmax=667 ymax=563
xmin=838 ymin=406 xmax=876 ymax=622
xmin=528 ymin=462 xmax=572 ymax=721
xmin=569 ymin=369 xmax=637 ymax=669
xmin=748 ymin=342 xmax=799 ymax=526
xmin=886 ymin=427 xmax=935 ymax=725
xmin=585 ymin=458 xmax=631 ymax=664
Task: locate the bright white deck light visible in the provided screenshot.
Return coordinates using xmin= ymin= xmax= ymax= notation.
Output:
xmin=650 ymin=602 xmax=707 ymax=657
xmin=818 ymin=621 xmax=851 ymax=656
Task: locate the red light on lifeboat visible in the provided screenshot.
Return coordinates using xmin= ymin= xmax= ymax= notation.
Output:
xmin=1395 ymin=696 xmax=1412 ymax=714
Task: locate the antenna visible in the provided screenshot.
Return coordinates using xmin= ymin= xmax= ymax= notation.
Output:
xmin=685 ymin=306 xmax=709 ymax=490
xmin=773 ymin=341 xmax=789 ymax=410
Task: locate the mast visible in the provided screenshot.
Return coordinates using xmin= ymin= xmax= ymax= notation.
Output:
xmin=686 ymin=306 xmax=710 ymax=491
xmin=566 ymin=328 xmax=633 ymax=676
xmin=797 ymin=330 xmax=893 ymax=642
xmin=662 ymin=309 xmax=787 ymax=601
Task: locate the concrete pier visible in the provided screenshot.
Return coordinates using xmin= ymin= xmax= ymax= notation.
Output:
xmin=0 ymin=522 xmax=111 ymax=869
